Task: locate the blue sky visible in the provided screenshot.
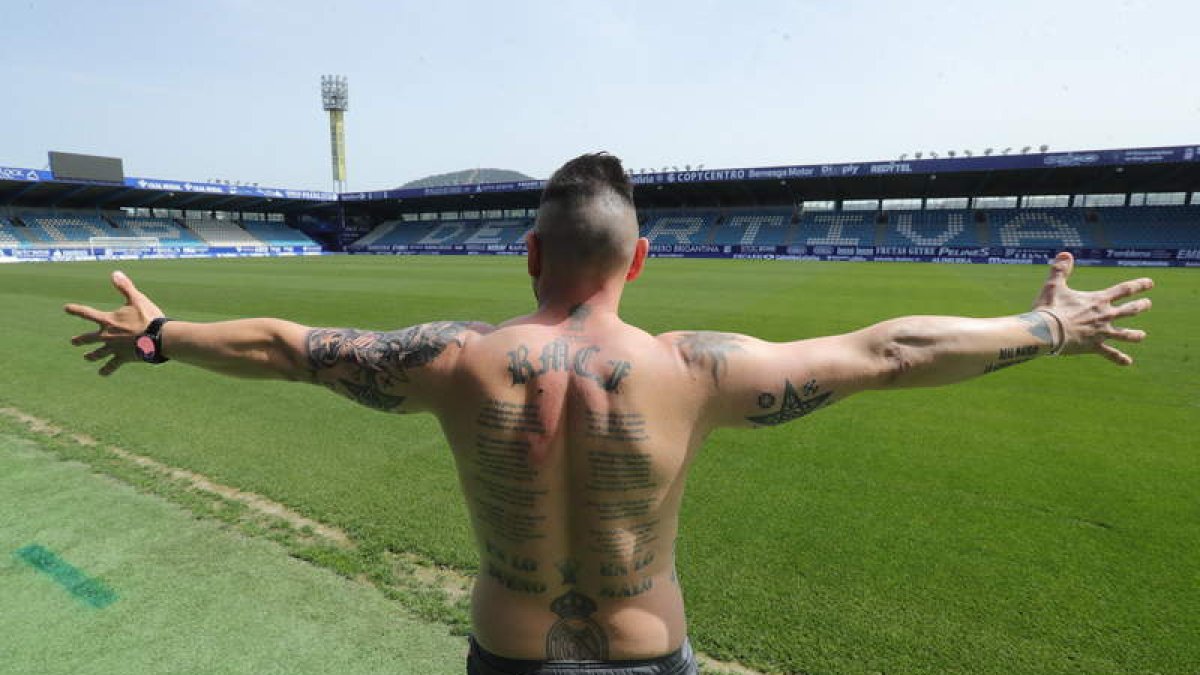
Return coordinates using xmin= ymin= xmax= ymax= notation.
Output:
xmin=1 ymin=0 xmax=1196 ymax=191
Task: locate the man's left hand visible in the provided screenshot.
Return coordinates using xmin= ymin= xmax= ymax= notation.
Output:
xmin=65 ymin=271 xmax=165 ymax=376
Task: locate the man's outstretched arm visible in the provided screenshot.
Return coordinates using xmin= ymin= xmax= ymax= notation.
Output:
xmin=668 ymin=252 xmax=1153 ymax=429
xmin=65 ymin=271 xmax=490 ymax=413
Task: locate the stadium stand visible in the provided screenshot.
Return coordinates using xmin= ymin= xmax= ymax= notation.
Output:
xmin=1099 ymin=206 xmax=1200 ymax=247
xmin=349 ymin=219 xmax=403 ymax=248
xmin=184 ymin=217 xmax=265 ymax=247
xmin=109 ymin=216 xmax=207 ymax=247
xmin=0 ymin=218 xmax=24 ymax=248
xmin=347 ymin=206 xmax=1200 ymax=252
xmin=240 ymin=221 xmax=320 ymax=247
xmin=639 ymin=212 xmax=719 ymax=245
xmin=0 ymin=209 xmax=326 ymax=253
xmin=879 ymin=211 xmax=973 ymax=246
xmin=17 ymin=212 xmax=114 ymax=247
xmin=347 ymin=218 xmax=531 ymax=250
xmin=710 ymin=209 xmax=796 ymax=246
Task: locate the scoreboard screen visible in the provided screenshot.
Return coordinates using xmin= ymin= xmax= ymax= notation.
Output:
xmin=48 ymin=151 xmax=125 ymax=183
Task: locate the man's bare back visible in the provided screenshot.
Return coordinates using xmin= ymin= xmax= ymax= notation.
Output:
xmin=431 ymin=307 xmax=696 ymax=658
xmin=65 ymin=153 xmax=1153 ymax=671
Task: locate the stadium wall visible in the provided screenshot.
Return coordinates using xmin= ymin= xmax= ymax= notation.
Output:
xmin=0 ymin=245 xmax=323 ymax=264
xmin=345 ymin=242 xmax=1200 ymax=268
xmin=342 ymin=206 xmax=1200 ymax=268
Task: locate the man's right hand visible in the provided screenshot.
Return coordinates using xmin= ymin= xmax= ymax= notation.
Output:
xmin=65 ymin=271 xmax=165 ymax=376
xmin=1031 ymin=252 xmax=1153 ymax=365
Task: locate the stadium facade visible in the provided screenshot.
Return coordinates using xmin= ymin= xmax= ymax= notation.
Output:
xmin=2 ymin=144 xmax=1198 ymax=267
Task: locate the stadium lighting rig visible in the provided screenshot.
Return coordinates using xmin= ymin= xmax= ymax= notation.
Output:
xmin=321 ymin=75 xmax=349 ymax=192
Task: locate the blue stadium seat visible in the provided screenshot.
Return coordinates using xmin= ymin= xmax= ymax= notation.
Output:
xmin=641 ymin=213 xmax=718 ymax=246
xmin=1097 ymin=206 xmax=1200 ymax=247
xmin=241 ymin=221 xmax=319 ymax=247
xmin=350 ymin=219 xmax=531 ymax=249
xmin=797 ymin=212 xmax=876 ymax=246
xmin=345 ymin=206 xmax=1200 ymax=254
xmin=109 ymin=216 xmax=206 ymax=247
xmin=184 ymin=218 xmax=265 ymax=246
xmin=709 ymin=209 xmax=794 ymax=246
xmin=0 ymin=218 xmax=26 ymax=248
xmin=18 ymin=213 xmax=114 ymax=246
xmin=881 ymin=211 xmax=979 ymax=246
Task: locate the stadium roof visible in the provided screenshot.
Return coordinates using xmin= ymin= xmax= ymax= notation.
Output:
xmin=342 ymin=144 xmax=1200 ymax=213
xmin=0 ymin=167 xmax=337 ymax=214
xmin=3 ymin=144 xmax=1197 ymax=216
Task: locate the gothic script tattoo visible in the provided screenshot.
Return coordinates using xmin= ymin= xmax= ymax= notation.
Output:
xmin=304 ymin=322 xmax=473 ymax=412
xmin=506 ymin=339 xmax=632 ymax=392
xmin=546 ymin=559 xmax=608 ymax=659
xmin=585 ymin=411 xmax=648 ymax=442
xmin=984 ymin=343 xmax=1040 ymax=374
xmin=746 ymin=378 xmax=833 ymax=426
xmin=676 ymin=331 xmax=743 ymax=386
xmin=472 ymin=400 xmax=547 ymax=544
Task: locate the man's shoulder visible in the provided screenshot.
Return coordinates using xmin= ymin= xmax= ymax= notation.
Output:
xmin=394 ymin=320 xmax=496 ymax=349
xmin=654 ymin=329 xmax=756 ymax=352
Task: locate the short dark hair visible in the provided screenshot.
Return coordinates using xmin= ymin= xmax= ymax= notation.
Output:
xmin=534 ymin=152 xmax=638 ymax=273
xmin=540 ymin=152 xmax=634 ymax=208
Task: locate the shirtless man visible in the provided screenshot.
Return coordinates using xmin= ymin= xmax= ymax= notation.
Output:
xmin=66 ymin=153 xmax=1153 ymax=675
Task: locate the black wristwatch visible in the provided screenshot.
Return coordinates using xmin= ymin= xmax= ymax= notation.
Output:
xmin=135 ymin=317 xmax=173 ymax=364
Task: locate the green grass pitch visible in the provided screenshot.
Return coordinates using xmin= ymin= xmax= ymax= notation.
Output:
xmin=1 ymin=255 xmax=1196 ymax=674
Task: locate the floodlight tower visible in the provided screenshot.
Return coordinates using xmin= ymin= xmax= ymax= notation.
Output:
xmin=321 ymin=75 xmax=349 ymax=192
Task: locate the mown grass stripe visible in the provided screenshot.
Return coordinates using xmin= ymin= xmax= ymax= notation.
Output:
xmin=14 ymin=544 xmax=118 ymax=609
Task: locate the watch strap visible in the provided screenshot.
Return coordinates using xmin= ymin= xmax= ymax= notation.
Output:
xmin=137 ymin=317 xmax=172 ymax=364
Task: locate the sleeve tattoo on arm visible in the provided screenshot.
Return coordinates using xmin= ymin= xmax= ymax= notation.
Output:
xmin=304 ymin=321 xmax=473 ymax=412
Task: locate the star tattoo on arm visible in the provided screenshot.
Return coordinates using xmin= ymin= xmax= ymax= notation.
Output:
xmin=746 ymin=378 xmax=833 ymax=426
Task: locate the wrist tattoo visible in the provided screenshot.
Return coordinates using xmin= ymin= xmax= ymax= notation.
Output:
xmin=1017 ymin=312 xmax=1054 ymax=345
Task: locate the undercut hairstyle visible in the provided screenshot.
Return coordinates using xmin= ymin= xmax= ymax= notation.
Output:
xmin=535 ymin=152 xmax=638 ymax=272
xmin=540 ymin=152 xmax=635 ymax=208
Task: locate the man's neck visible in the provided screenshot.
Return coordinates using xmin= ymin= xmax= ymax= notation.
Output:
xmin=532 ymin=274 xmax=625 ymax=321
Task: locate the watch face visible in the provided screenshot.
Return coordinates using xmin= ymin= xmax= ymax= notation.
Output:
xmin=136 ymin=335 xmax=157 ymax=361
